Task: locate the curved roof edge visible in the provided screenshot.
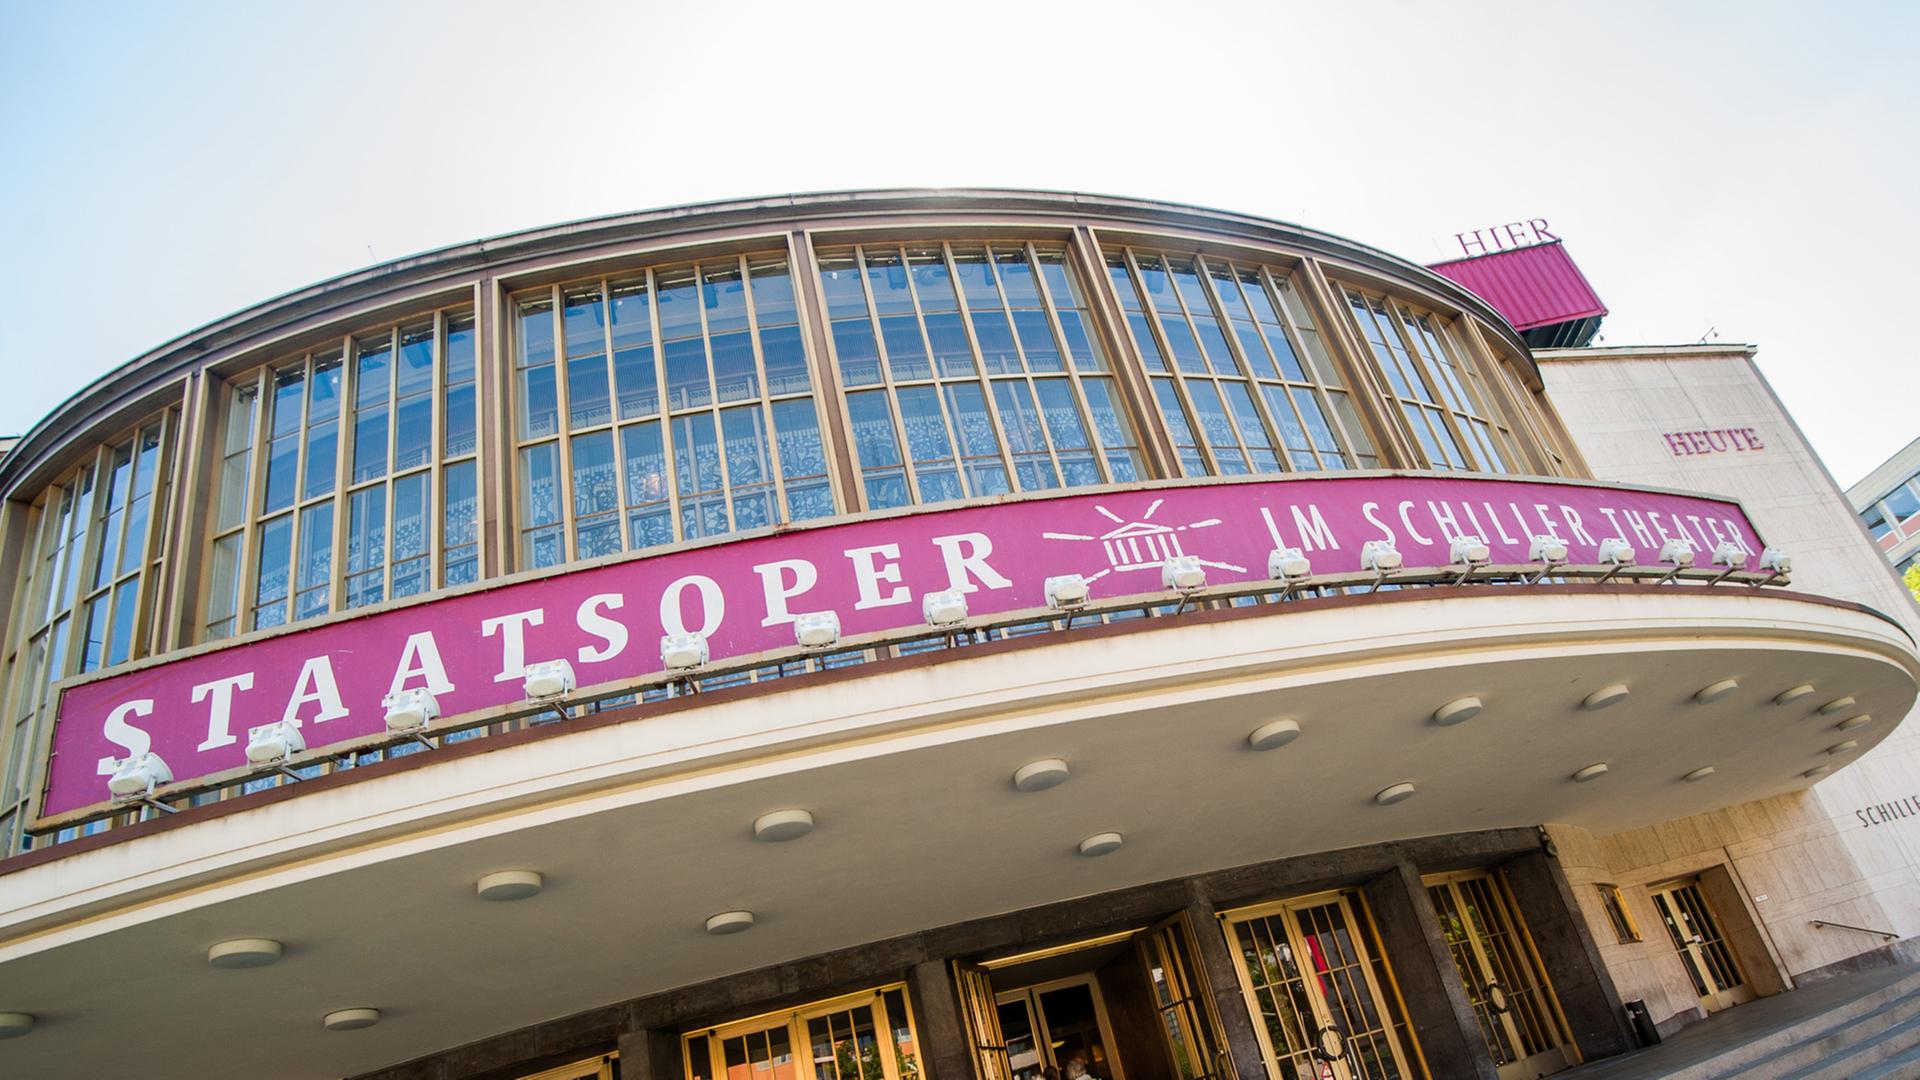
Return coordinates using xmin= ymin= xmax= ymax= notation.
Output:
xmin=1 ymin=188 xmax=1534 ymax=495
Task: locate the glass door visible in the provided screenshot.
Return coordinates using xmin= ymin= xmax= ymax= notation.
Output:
xmin=956 ymin=961 xmax=1015 ymax=1080
xmin=1424 ymin=870 xmax=1573 ymax=1079
xmin=685 ymin=986 xmax=922 ymax=1080
xmin=1137 ymin=915 xmax=1234 ymax=1080
xmin=1224 ymin=891 xmax=1419 ymax=1080
xmin=994 ymin=977 xmax=1125 ymax=1080
xmin=1648 ymin=879 xmax=1754 ymax=1014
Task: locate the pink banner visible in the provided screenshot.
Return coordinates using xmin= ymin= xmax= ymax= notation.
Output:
xmin=44 ymin=475 xmax=1765 ymax=818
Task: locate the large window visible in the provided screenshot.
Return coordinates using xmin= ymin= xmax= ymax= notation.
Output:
xmin=819 ymin=242 xmax=1145 ymax=509
xmin=1106 ymin=249 xmax=1376 ymax=477
xmin=1341 ymin=287 xmax=1520 ymax=474
xmin=683 ymin=986 xmax=921 ymax=1080
xmin=0 ymin=413 xmax=176 ymax=853
xmin=204 ymin=309 xmax=479 ymax=639
xmin=514 ymin=254 xmax=833 ymax=570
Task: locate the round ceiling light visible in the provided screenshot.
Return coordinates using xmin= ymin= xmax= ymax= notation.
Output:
xmin=1012 ymin=758 xmax=1070 ymax=792
xmin=1803 ymin=765 xmax=1832 ymax=779
xmin=1694 ymin=679 xmax=1739 ymax=705
xmin=208 ymin=938 xmax=283 ymax=969
xmin=323 ymin=1008 xmax=380 ymax=1031
xmin=1828 ymin=740 xmax=1859 ymax=755
xmin=753 ymin=809 xmax=816 ymax=842
xmin=1247 ymin=719 xmax=1301 ymax=751
xmin=1571 ymin=763 xmax=1610 ymax=783
xmin=0 ymin=1012 xmax=33 ymax=1039
xmin=1582 ymin=684 xmax=1630 ymax=711
xmin=1078 ymin=832 xmax=1124 ymax=857
xmin=1682 ymin=767 xmax=1716 ymax=783
xmin=1374 ymin=782 xmax=1417 ymax=806
xmin=705 ymin=910 xmax=756 ymax=935
xmin=476 ymin=870 xmax=544 ymax=901
xmin=1819 ymin=696 xmax=1857 ymax=715
xmin=1836 ymin=714 xmax=1873 ymax=732
xmin=1432 ymin=697 xmax=1483 ymax=727
xmin=1773 ymin=684 xmax=1815 ymax=705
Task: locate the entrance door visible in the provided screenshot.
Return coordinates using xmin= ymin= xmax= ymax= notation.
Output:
xmin=995 ymin=978 xmax=1126 ymax=1080
xmin=1137 ymin=915 xmax=1234 ymax=1080
xmin=1223 ymin=891 xmax=1418 ymax=1080
xmin=1649 ymin=878 xmax=1755 ymax=1014
xmin=1425 ymin=871 xmax=1573 ymax=1080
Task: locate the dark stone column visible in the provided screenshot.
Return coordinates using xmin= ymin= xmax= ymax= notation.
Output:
xmin=1360 ymin=859 xmax=1495 ymax=1080
xmin=616 ymin=1027 xmax=682 ymax=1080
xmin=1501 ymin=849 xmax=1634 ymax=1060
xmin=1181 ymin=882 xmax=1270 ymax=1080
xmin=907 ymin=958 xmax=978 ymax=1080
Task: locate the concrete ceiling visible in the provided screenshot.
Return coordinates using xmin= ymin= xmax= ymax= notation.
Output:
xmin=0 ymin=592 xmax=1912 ymax=1079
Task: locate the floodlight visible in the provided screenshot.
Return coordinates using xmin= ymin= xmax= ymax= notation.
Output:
xmin=793 ymin=610 xmax=841 ymax=649
xmin=1449 ymin=535 xmax=1491 ymax=567
xmin=1162 ymin=554 xmax=1207 ymax=592
xmin=922 ymin=589 xmax=969 ymax=627
xmin=244 ymin=721 xmax=306 ymax=766
xmin=383 ymin=687 xmax=441 ymax=734
xmin=1760 ymin=547 xmax=1792 ymax=575
xmin=1596 ymin=538 xmax=1635 ymax=565
xmin=660 ymin=632 xmax=709 ymax=673
xmin=522 ymin=659 xmax=576 ymax=701
xmin=1044 ymin=574 xmax=1090 ymax=609
xmin=1360 ymin=539 xmax=1402 ymax=572
xmin=1268 ymin=547 xmax=1312 ymax=581
xmin=1710 ymin=541 xmax=1746 ymax=568
xmin=106 ymin=752 xmax=172 ymax=802
xmin=1528 ymin=535 xmax=1568 ymax=566
xmin=1658 ymin=538 xmax=1696 ymax=567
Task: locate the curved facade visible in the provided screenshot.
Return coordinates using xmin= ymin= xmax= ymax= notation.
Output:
xmin=0 ymin=193 xmax=1913 ymax=1080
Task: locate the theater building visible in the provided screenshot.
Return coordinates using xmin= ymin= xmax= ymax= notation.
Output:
xmin=0 ymin=191 xmax=1915 ymax=1080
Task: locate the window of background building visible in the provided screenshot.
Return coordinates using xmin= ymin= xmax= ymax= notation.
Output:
xmin=0 ymin=413 xmax=176 ymax=853
xmin=818 ymin=241 xmax=1144 ymax=509
xmin=1341 ymin=286 xmax=1522 ymax=474
xmin=204 ymin=309 xmax=479 ymax=640
xmin=513 ymin=255 xmax=833 ymax=571
xmin=1105 ymin=249 xmax=1376 ymax=477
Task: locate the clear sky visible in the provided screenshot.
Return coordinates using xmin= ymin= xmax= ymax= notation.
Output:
xmin=2 ymin=1 xmax=1914 ymax=485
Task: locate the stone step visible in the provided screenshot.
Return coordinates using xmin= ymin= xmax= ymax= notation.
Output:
xmin=1661 ymin=969 xmax=1920 ymax=1080
xmin=1788 ymin=1012 xmax=1920 ymax=1080
xmin=1726 ymin=988 xmax=1920 ymax=1080
xmin=1850 ymin=1039 xmax=1920 ymax=1080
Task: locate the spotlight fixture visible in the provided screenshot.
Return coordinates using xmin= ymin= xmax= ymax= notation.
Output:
xmin=1247 ymin=718 xmax=1302 ymax=751
xmin=383 ymin=687 xmax=440 ymax=750
xmin=753 ymin=809 xmax=816 ymax=842
xmin=476 ymin=870 xmax=544 ymax=901
xmin=1078 ymin=832 xmax=1124 ymax=857
xmin=1012 ymin=758 xmax=1071 ymax=792
xmin=208 ymin=938 xmax=284 ymax=969
xmin=1596 ymin=537 xmax=1635 ymax=583
xmin=1360 ymin=539 xmax=1402 ymax=573
xmin=1694 ymin=679 xmax=1739 ymax=705
xmin=1818 ymin=696 xmax=1856 ymax=715
xmin=1432 ymin=696 xmax=1483 ymax=727
xmin=1758 ymin=547 xmax=1792 ymax=583
xmin=1773 ymin=684 xmax=1815 ymax=705
xmin=1449 ymin=535 xmax=1491 ymax=566
xmin=106 ymin=751 xmax=175 ymax=812
xmin=705 ymin=910 xmax=755 ymax=935
xmin=522 ymin=659 xmax=576 ymax=701
xmin=1527 ymin=534 xmax=1568 ymax=582
xmin=660 ymin=632 xmax=709 ymax=673
xmin=244 ymin=720 xmax=307 ymax=770
xmin=1268 ymin=547 xmax=1312 ymax=581
xmin=1710 ymin=541 xmax=1746 ymax=568
xmin=0 ymin=1012 xmax=32 ymax=1039
xmin=1656 ymin=538 xmax=1695 ymax=583
xmin=793 ymin=610 xmax=841 ymax=649
xmin=1572 ymin=763 xmax=1610 ymax=783
xmin=1582 ymin=683 xmax=1630 ymax=711
xmin=922 ymin=589 xmax=969 ymax=628
xmin=323 ymin=1008 xmax=380 ymax=1031
xmin=1162 ymin=554 xmax=1207 ymax=593
xmin=1044 ymin=574 xmax=1090 ymax=610
xmin=1374 ymin=782 xmax=1417 ymax=806
xmin=1682 ymin=766 xmax=1715 ymax=782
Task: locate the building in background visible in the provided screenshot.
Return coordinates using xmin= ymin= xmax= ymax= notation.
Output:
xmin=0 ymin=191 xmax=1915 ymax=1080
xmin=1847 ymin=438 xmax=1920 ymax=580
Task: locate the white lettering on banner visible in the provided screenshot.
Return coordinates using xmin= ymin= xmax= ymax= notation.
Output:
xmin=1533 ymin=504 xmax=1565 ymax=541
xmin=847 ymin=544 xmax=911 ymax=610
xmin=1362 ymin=502 xmax=1393 ymax=543
xmin=482 ymin=609 xmax=547 ymax=683
xmin=192 ymin=672 xmax=255 ymax=750
xmin=283 ymin=657 xmax=349 ymax=725
xmin=1397 ymin=501 xmax=1434 ymax=546
xmin=1561 ymin=506 xmax=1596 ymax=546
xmin=660 ymin=576 xmax=724 ymax=638
xmin=390 ymin=632 xmax=456 ymax=698
xmin=97 ymin=699 xmax=156 ymax=773
xmin=1291 ymin=505 xmax=1337 ymax=551
xmin=932 ymin=533 xmax=1011 ymax=593
xmin=576 ymin=594 xmax=630 ymax=664
xmin=755 ymin=559 xmax=819 ymax=627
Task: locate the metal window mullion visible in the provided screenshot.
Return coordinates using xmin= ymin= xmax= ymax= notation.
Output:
xmin=852 ymin=246 xmax=923 ymax=504
xmin=1388 ymin=300 xmax=1478 ymax=470
xmin=429 ymin=310 xmax=448 ymax=585
xmin=787 ymin=231 xmax=855 ymax=515
xmin=1026 ymin=241 xmax=1114 ymax=485
xmin=59 ymin=448 xmax=111 ymax=679
xmin=598 ymin=279 xmax=636 ymax=553
xmin=546 ymin=285 xmax=580 ymax=563
xmin=1350 ymin=291 xmax=1432 ymax=467
xmin=694 ymin=262 xmax=739 ymax=532
xmin=1258 ymin=266 xmax=1353 ymax=466
xmin=738 ymin=254 xmax=790 ymax=520
xmin=237 ymin=368 xmax=275 ymax=631
xmin=646 ymin=268 xmax=686 ymax=541
xmin=328 ymin=335 xmax=355 ymax=614
xmin=131 ymin=412 xmax=175 ymax=659
xmin=899 ymin=245 xmax=970 ymax=495
xmin=1128 ymin=249 xmax=1219 ymax=476
xmin=1214 ymin=259 xmax=1311 ymax=471
xmin=1071 ymin=229 xmax=1174 ymax=478
xmin=940 ymin=241 xmax=1021 ymax=489
xmin=988 ymin=245 xmax=1074 ymax=486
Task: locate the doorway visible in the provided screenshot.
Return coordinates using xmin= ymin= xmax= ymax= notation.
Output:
xmin=1424 ymin=870 xmax=1573 ymax=1080
xmin=997 ymin=978 xmax=1123 ymax=1080
xmin=1221 ymin=889 xmax=1418 ymax=1080
xmin=1648 ymin=877 xmax=1755 ymax=1014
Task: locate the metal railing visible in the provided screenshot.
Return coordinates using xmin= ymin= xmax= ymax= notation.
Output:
xmin=1810 ymin=920 xmax=1899 ymax=942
